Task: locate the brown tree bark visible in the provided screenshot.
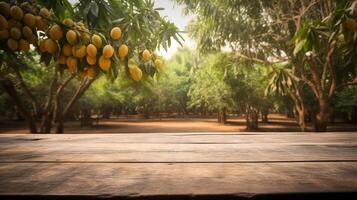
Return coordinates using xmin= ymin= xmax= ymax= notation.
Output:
xmin=53 ymin=75 xmax=75 ymax=134
xmin=296 ymin=106 xmax=306 ymax=132
xmin=13 ymin=67 xmax=40 ymax=118
xmin=295 ymin=93 xmax=306 ymax=132
xmin=62 ymin=77 xmax=96 ymax=117
xmin=302 ymin=46 xmax=336 ymax=132
xmin=314 ymin=97 xmax=330 ymax=132
xmin=56 ymin=77 xmax=96 ymax=133
xmin=40 ymin=76 xmax=58 ymax=133
xmin=284 ymin=1 xmax=335 ymax=132
xmin=1 ymin=78 xmax=37 ymax=133
xmin=222 ymin=108 xmax=227 ymax=123
xmin=261 ymin=107 xmax=269 ymax=123
xmin=246 ymin=106 xmax=259 ymax=130
xmin=217 ymin=107 xmax=227 ymax=124
xmin=80 ymin=108 xmax=92 ymax=127
xmin=285 ymin=84 xmax=306 ymax=132
xmin=261 ymin=112 xmax=269 ymax=123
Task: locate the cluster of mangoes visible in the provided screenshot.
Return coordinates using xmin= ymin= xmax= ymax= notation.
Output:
xmin=0 ymin=1 xmax=163 ymax=81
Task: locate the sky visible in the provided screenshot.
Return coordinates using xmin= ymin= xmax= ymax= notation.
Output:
xmin=69 ymin=0 xmax=194 ymax=59
xmin=153 ymin=0 xmax=195 ymax=58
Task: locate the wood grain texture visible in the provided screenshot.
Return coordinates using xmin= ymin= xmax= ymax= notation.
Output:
xmin=0 ymin=132 xmax=356 ymax=196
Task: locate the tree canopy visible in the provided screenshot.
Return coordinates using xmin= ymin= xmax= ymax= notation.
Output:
xmin=175 ymin=0 xmax=357 ymax=131
xmin=0 ymin=0 xmax=182 ymax=133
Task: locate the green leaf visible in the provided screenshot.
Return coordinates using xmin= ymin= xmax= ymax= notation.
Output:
xmin=90 ymin=2 xmax=99 ymax=18
xmin=293 ymin=39 xmax=306 ymax=56
xmin=83 ymin=2 xmax=92 ymax=16
xmin=112 ymin=18 xmax=125 ymax=24
xmin=328 ymin=30 xmax=338 ymax=43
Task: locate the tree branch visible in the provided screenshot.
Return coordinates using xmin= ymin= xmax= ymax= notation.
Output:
xmin=326 ymin=44 xmax=337 ymax=98
xmin=12 ymin=64 xmax=39 ymax=117
xmin=300 ymin=72 xmax=319 ymax=97
xmin=63 ymin=77 xmax=96 ymax=118
xmin=1 ymin=78 xmax=37 ymax=133
xmin=53 ymin=74 xmax=75 ymax=123
xmin=334 ymin=77 xmax=357 ymax=91
xmin=234 ymin=53 xmax=267 ymax=64
xmin=39 ymin=72 xmax=58 ymax=133
xmin=305 ymin=59 xmax=323 ymax=97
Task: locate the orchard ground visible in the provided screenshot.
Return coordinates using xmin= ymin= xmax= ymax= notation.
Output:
xmin=1 ymin=114 xmax=357 ymax=134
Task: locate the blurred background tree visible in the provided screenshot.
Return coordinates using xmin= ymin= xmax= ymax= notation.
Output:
xmin=175 ymin=0 xmax=357 ymax=132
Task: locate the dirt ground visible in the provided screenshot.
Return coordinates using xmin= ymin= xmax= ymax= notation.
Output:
xmin=1 ymin=114 xmax=357 ymax=133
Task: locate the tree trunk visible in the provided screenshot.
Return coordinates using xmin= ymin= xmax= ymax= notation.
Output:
xmin=183 ymin=106 xmax=188 ymax=116
xmin=12 ymin=63 xmax=40 ymax=118
xmin=246 ymin=107 xmax=258 ymax=130
xmin=40 ymin=77 xmax=57 ymax=133
xmin=80 ymin=108 xmax=92 ymax=127
xmin=221 ymin=108 xmax=227 ymax=123
xmin=43 ymin=110 xmax=53 ymax=133
xmin=314 ymin=97 xmax=330 ymax=132
xmin=143 ymin=109 xmax=150 ymax=119
xmin=221 ymin=110 xmax=226 ymax=123
xmin=1 ymin=79 xmax=37 ymax=133
xmin=296 ymin=107 xmax=306 ymax=132
xmin=261 ymin=111 xmax=269 ymax=123
xmin=53 ymin=75 xmax=75 ymax=134
xmin=217 ymin=108 xmax=227 ymax=124
xmin=55 ymin=117 xmax=64 ymax=133
xmin=62 ymin=77 xmax=95 ymax=118
xmin=54 ymin=99 xmax=64 ymax=134
xmin=101 ymin=107 xmax=111 ymax=119
xmin=287 ymin=87 xmax=306 ymax=132
xmin=56 ymin=77 xmax=96 ymax=133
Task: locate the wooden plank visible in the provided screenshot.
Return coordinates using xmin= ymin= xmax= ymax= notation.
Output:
xmin=0 ymin=133 xmax=356 ymax=162
xmin=0 ymin=162 xmax=357 ymax=195
xmin=0 ymin=132 xmax=357 ymax=197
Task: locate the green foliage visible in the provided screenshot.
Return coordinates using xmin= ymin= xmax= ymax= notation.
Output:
xmin=188 ymin=53 xmax=233 ymax=112
xmin=74 ymin=47 xmax=195 ymax=117
xmin=290 ymin=1 xmax=357 ymax=99
xmin=1 ymin=0 xmax=183 ymax=82
xmin=0 ymin=0 xmax=184 ymax=133
xmin=188 ymin=51 xmax=272 ymax=115
xmin=176 ymin=0 xmax=281 ymax=58
xmin=36 ymin=0 xmax=74 ymax=19
xmin=1 ymin=0 xmax=356 ymax=126
xmin=265 ymin=62 xmax=299 ymax=96
xmin=335 ymin=86 xmax=357 ymax=113
xmin=176 ymin=0 xmax=357 ymax=130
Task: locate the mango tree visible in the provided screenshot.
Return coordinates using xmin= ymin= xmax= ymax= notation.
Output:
xmin=176 ymin=0 xmax=357 ymax=132
xmin=291 ymin=1 xmax=357 ymax=131
xmin=0 ymin=0 xmax=182 ymax=133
